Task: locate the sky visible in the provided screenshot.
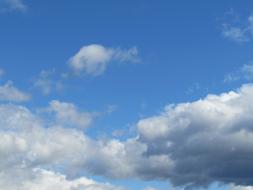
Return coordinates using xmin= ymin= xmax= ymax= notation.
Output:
xmin=1 ymin=0 xmax=253 ymax=190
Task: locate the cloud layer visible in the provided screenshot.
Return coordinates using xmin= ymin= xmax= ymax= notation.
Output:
xmin=2 ymin=83 xmax=253 ymax=189
xmin=0 ymin=168 xmax=124 ymax=190
xmin=69 ymin=44 xmax=139 ymax=76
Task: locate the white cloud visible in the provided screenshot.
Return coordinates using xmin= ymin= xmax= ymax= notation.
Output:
xmin=34 ymin=70 xmax=63 ymax=95
xmin=69 ymin=44 xmax=139 ymax=76
xmin=48 ymin=100 xmax=94 ymax=129
xmin=222 ymin=13 xmax=253 ymax=42
xmin=0 ymin=0 xmax=27 ymax=12
xmin=222 ymin=25 xmax=249 ymax=42
xmin=224 ymin=63 xmax=253 ymax=82
xmin=241 ymin=64 xmax=253 ymax=80
xmin=0 ymin=168 xmax=125 ymax=190
xmin=2 ymin=83 xmax=253 ymax=188
xmin=230 ymin=185 xmax=253 ymax=190
xmin=0 ymin=102 xmax=173 ymax=183
xmin=0 ymin=81 xmax=30 ymax=102
xmin=137 ymin=84 xmax=253 ymax=187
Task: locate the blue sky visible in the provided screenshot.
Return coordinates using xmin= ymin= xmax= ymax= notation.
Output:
xmin=1 ymin=1 xmax=253 ymax=190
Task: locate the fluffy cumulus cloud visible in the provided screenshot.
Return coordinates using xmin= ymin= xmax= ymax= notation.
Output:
xmin=0 ymin=101 xmax=172 ymax=189
xmin=2 ymin=83 xmax=253 ymax=189
xmin=69 ymin=44 xmax=139 ymax=75
xmin=137 ymin=84 xmax=253 ymax=187
xmin=0 ymin=0 xmax=27 ymax=12
xmin=0 ymin=81 xmax=30 ymax=102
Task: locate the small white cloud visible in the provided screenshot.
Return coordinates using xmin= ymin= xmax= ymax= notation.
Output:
xmin=0 ymin=81 xmax=30 ymax=102
xmin=0 ymin=0 xmax=27 ymax=12
xmin=222 ymin=25 xmax=249 ymax=42
xmin=34 ymin=69 xmax=63 ymax=95
xmin=221 ymin=12 xmax=253 ymax=43
xmin=241 ymin=64 xmax=253 ymax=80
xmin=69 ymin=44 xmax=139 ymax=76
xmin=49 ymin=100 xmax=94 ymax=129
xmin=224 ymin=63 xmax=253 ymax=83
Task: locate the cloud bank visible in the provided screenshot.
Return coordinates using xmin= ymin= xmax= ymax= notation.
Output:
xmin=0 ymin=168 xmax=124 ymax=190
xmin=2 ymin=84 xmax=253 ymax=189
xmin=137 ymin=84 xmax=253 ymax=187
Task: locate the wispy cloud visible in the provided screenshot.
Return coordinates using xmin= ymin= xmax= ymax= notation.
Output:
xmin=221 ymin=10 xmax=253 ymax=43
xmin=2 ymin=82 xmax=253 ymax=188
xmin=0 ymin=0 xmax=27 ymax=13
xmin=0 ymin=68 xmax=4 ymax=78
xmin=69 ymin=44 xmax=140 ymax=76
xmin=33 ymin=69 xmax=63 ymax=95
xmin=224 ymin=63 xmax=253 ymax=82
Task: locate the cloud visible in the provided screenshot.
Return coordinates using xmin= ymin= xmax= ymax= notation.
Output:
xmin=222 ymin=12 xmax=253 ymax=43
xmin=0 ymin=168 xmax=125 ymax=190
xmin=48 ymin=100 xmax=94 ymax=129
xmin=0 ymin=81 xmax=30 ymax=102
xmin=230 ymin=185 xmax=253 ymax=190
xmin=222 ymin=26 xmax=249 ymax=42
xmin=69 ymin=44 xmax=139 ymax=76
xmin=2 ymin=83 xmax=253 ymax=188
xmin=33 ymin=70 xmax=63 ymax=95
xmin=0 ymin=102 xmax=172 ymax=184
xmin=137 ymin=84 xmax=253 ymax=187
xmin=0 ymin=0 xmax=27 ymax=12
xmin=224 ymin=64 xmax=253 ymax=82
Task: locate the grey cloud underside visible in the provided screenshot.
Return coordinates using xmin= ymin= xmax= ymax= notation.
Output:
xmin=137 ymin=84 xmax=253 ymax=187
xmin=1 ymin=84 xmax=253 ymax=189
xmin=0 ymin=103 xmax=171 ymax=189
